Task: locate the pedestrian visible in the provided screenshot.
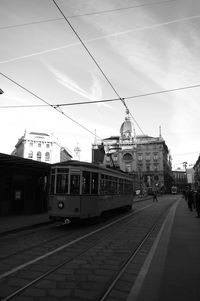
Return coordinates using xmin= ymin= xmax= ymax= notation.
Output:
xmin=182 ymin=189 xmax=187 ymax=201
xmin=187 ymin=189 xmax=194 ymax=211
xmin=195 ymin=188 xmax=200 ymax=218
xmin=153 ymin=190 xmax=158 ymax=202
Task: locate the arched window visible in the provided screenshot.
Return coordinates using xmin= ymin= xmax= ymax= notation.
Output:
xmin=28 ymin=151 xmax=33 ymax=159
xmin=123 ymin=153 xmax=133 ymax=161
xmin=37 ymin=151 xmax=41 ymax=161
xmin=45 ymin=152 xmax=50 ymax=161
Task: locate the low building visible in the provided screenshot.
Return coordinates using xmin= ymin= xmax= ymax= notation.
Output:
xmin=0 ymin=153 xmax=50 ymax=216
xmin=12 ymin=131 xmax=72 ymax=163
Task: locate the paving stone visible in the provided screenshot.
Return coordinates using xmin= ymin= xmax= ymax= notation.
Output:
xmin=22 ymin=287 xmax=46 ymax=297
xmin=48 ymin=288 xmax=71 ymax=297
xmin=74 ymin=288 xmax=100 ymax=300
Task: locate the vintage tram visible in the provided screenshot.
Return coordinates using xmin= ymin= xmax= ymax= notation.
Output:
xmin=48 ymin=160 xmax=136 ymax=222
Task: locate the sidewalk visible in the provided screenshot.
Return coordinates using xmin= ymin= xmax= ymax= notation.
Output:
xmin=0 ymin=212 xmax=51 ymax=236
xmin=128 ymin=197 xmax=200 ymax=301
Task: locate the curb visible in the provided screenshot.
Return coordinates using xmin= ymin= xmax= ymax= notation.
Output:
xmin=0 ymin=220 xmax=53 ymax=237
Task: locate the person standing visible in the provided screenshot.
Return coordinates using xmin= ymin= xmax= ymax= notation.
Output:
xmin=195 ymin=188 xmax=200 ymax=218
xmin=187 ymin=189 xmax=194 ymax=211
xmin=153 ymin=190 xmax=158 ymax=202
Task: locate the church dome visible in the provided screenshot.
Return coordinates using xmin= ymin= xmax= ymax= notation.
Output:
xmin=120 ymin=114 xmax=134 ymax=137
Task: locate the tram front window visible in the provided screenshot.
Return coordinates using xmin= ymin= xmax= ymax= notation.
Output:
xmin=56 ymin=174 xmax=68 ymax=193
xmin=70 ymin=174 xmax=80 ymax=194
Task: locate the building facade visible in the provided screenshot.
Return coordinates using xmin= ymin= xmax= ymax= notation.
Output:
xmin=92 ymin=112 xmax=173 ymax=193
xmin=193 ymin=155 xmax=200 ymax=188
xmin=172 ymin=169 xmax=187 ymax=192
xmin=12 ymin=131 xmax=72 ymax=164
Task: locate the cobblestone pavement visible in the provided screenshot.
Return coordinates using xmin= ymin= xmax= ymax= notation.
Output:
xmin=0 ymin=196 xmax=176 ymax=301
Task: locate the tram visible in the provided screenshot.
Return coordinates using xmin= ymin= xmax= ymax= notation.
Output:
xmin=48 ymin=160 xmax=136 ymax=222
xmin=171 ymin=185 xmax=178 ymax=194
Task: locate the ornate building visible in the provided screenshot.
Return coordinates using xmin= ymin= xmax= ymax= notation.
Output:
xmin=92 ymin=111 xmax=173 ymax=193
xmin=12 ymin=131 xmax=72 ymax=164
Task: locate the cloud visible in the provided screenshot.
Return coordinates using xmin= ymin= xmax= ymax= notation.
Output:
xmin=47 ymin=65 xmax=113 ymax=110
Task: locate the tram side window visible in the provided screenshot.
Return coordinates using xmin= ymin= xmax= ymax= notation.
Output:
xmin=56 ymin=174 xmax=68 ymax=193
xmin=50 ymin=175 xmax=55 ymax=194
xmin=91 ymin=172 xmax=98 ymax=194
xmin=70 ymin=174 xmax=80 ymax=195
xmin=82 ymin=171 xmax=90 ymax=194
xmin=119 ymin=179 xmax=124 ymax=194
xmin=100 ymin=174 xmax=105 ymax=195
xmin=124 ymin=180 xmax=133 ymax=194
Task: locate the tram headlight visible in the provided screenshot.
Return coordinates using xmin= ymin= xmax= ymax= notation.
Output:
xmin=58 ymin=201 xmax=64 ymax=209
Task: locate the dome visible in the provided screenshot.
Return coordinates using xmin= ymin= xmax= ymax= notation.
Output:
xmin=120 ymin=115 xmax=134 ymax=137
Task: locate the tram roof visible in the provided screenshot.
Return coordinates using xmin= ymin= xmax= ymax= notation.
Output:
xmin=52 ymin=160 xmax=133 ymax=177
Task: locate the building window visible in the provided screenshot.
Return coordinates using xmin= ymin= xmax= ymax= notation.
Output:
xmin=106 ymin=155 xmax=110 ymax=162
xmin=37 ymin=151 xmax=41 ymax=161
xmin=123 ymin=153 xmax=133 ymax=161
xmin=38 ymin=143 xmax=41 ymax=148
xmin=45 ymin=152 xmax=50 ymax=161
xmin=153 ymin=153 xmax=158 ymax=161
xmin=113 ymin=155 xmax=118 ymax=162
xmin=125 ymin=164 xmax=131 ymax=172
xmin=146 ymin=153 xmax=150 ymax=161
xmin=29 ymin=142 xmax=33 ymax=147
xmin=28 ymin=151 xmax=33 ymax=159
xmin=138 ymin=154 xmax=143 ymax=161
xmin=46 ymin=143 xmax=50 ymax=148
xmin=146 ymin=165 xmax=150 ymax=171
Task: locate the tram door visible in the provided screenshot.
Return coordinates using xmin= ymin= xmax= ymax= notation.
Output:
xmin=81 ymin=172 xmax=99 ymax=217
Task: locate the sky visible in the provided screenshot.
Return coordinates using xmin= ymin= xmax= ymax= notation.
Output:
xmin=0 ymin=0 xmax=200 ymax=169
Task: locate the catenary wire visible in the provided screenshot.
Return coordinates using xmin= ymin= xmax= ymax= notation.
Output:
xmin=1 ymin=83 xmax=200 ymax=109
xmin=0 ymin=72 xmax=102 ymax=139
xmin=0 ymin=0 xmax=176 ymax=30
xmin=69 ymin=0 xmax=176 ymax=18
xmin=51 ymin=0 xmax=140 ymax=131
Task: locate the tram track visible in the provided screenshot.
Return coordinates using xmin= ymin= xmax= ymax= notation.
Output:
xmin=0 ymin=202 xmax=152 ymax=263
xmin=0 ymin=197 xmax=176 ymax=301
xmin=0 ymin=203 xmax=152 ymax=279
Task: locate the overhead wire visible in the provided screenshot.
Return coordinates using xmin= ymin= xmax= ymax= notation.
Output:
xmin=1 ymin=83 xmax=200 ymax=109
xmin=52 ymin=0 xmax=143 ymax=133
xmin=0 ymin=0 xmax=179 ymax=137
xmin=0 ymin=0 xmax=176 ymax=30
xmin=69 ymin=0 xmax=176 ymax=18
xmin=0 ymin=72 xmax=102 ymax=139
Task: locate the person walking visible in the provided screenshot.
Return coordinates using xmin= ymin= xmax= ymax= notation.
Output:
xmin=195 ymin=188 xmax=200 ymax=218
xmin=153 ymin=190 xmax=158 ymax=202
